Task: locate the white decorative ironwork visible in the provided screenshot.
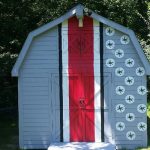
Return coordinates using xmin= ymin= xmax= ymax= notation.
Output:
xmin=106 ymin=40 xmax=115 ymax=49
xmin=136 ymin=67 xmax=145 ymax=76
xmin=115 ymin=49 xmax=124 ymax=58
xmin=116 ymin=86 xmax=125 ymax=95
xmin=125 ymin=58 xmax=134 ymax=67
xmin=115 ymin=67 xmax=124 ymax=76
xmin=125 ymin=95 xmax=135 ymax=104
xmin=137 ymin=86 xmax=147 ymax=95
xmin=115 ymin=104 xmax=125 ymax=113
xmin=106 ymin=58 xmax=115 ymax=67
xmin=116 ymin=122 xmax=125 ymax=131
xmin=126 ymin=113 xmax=135 ymax=122
xmin=105 ymin=27 xmax=115 ymax=36
xmin=125 ymin=76 xmax=134 ymax=85
xmin=137 ymin=104 xmax=147 ymax=113
xmin=121 ymin=35 xmax=130 ymax=44
xmin=126 ymin=131 xmax=136 ymax=140
xmin=137 ymin=122 xmax=147 ymax=131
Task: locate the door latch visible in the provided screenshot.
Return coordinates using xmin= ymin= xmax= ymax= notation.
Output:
xmin=79 ymin=98 xmax=86 ymax=108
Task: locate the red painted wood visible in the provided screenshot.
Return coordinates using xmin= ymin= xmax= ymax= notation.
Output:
xmin=68 ymin=16 xmax=95 ymax=142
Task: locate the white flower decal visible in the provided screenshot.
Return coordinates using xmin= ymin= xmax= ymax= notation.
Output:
xmin=137 ymin=122 xmax=147 ymax=131
xmin=106 ymin=59 xmax=115 ymax=67
xmin=137 ymin=86 xmax=147 ymax=95
xmin=115 ymin=104 xmax=125 ymax=113
xmin=126 ymin=131 xmax=136 ymax=140
xmin=125 ymin=76 xmax=134 ymax=86
xmin=137 ymin=104 xmax=147 ymax=113
xmin=116 ymin=86 xmax=125 ymax=95
xmin=125 ymin=58 xmax=134 ymax=67
xmin=105 ymin=27 xmax=115 ymax=36
xmin=126 ymin=113 xmax=135 ymax=122
xmin=115 ymin=49 xmax=124 ymax=58
xmin=136 ymin=67 xmax=145 ymax=76
xmin=121 ymin=35 xmax=130 ymax=44
xmin=125 ymin=95 xmax=135 ymax=104
xmin=115 ymin=67 xmax=124 ymax=76
xmin=116 ymin=122 xmax=125 ymax=131
xmin=106 ymin=40 xmax=115 ymax=49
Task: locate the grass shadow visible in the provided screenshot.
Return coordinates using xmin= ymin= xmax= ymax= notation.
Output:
xmin=0 ymin=111 xmax=19 ymax=150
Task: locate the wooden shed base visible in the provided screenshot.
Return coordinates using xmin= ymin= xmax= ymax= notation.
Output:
xmin=48 ymin=142 xmax=116 ymax=150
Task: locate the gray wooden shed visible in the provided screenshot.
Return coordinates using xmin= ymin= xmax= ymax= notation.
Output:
xmin=12 ymin=4 xmax=150 ymax=150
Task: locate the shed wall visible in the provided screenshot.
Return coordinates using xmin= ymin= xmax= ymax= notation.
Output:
xmin=103 ymin=25 xmax=147 ymax=149
xmin=18 ymin=21 xmax=147 ymax=149
xmin=19 ymin=27 xmax=60 ymax=149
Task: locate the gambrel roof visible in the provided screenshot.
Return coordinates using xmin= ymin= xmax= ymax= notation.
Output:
xmin=12 ymin=4 xmax=150 ymax=76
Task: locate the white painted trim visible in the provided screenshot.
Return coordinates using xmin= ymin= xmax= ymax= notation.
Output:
xmin=93 ymin=20 xmax=101 ymax=142
xmin=11 ymin=33 xmax=33 ymax=76
xmin=18 ymin=75 xmax=24 ymax=148
xmin=62 ymin=20 xmax=70 ymax=142
xmin=129 ymin=31 xmax=150 ymax=74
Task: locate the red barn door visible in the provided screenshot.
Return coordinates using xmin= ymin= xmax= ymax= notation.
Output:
xmin=61 ymin=16 xmax=102 ymax=142
xmin=68 ymin=16 xmax=95 ymax=142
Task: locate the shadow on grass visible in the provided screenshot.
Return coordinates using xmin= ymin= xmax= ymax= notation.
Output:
xmin=0 ymin=111 xmax=19 ymax=150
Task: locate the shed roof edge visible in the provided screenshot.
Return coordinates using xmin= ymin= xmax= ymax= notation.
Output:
xmin=12 ymin=4 xmax=150 ymax=76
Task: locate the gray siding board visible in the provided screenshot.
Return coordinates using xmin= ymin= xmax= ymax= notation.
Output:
xmin=22 ymin=64 xmax=59 ymax=69
xmin=24 ymin=59 xmax=58 ymax=64
xmin=26 ymin=54 xmax=58 ymax=61
xmin=24 ymin=118 xmax=49 ymax=123
xmin=23 ymin=140 xmax=50 ymax=145
xmin=29 ymin=45 xmax=57 ymax=51
xmin=35 ymin=36 xmax=58 ymax=42
xmin=23 ymin=104 xmax=49 ymax=109
xmin=23 ymin=113 xmax=49 ymax=119
xmin=22 ymin=86 xmax=48 ymax=92
xmin=104 ymin=54 xmax=138 ymax=59
xmin=23 ymin=127 xmax=50 ymax=132
xmin=24 ymin=122 xmax=50 ymax=127
xmin=23 ymin=109 xmax=49 ymax=114
xmin=23 ymin=95 xmax=49 ymax=101
xmin=23 ymin=145 xmax=48 ymax=149
xmin=23 ymin=136 xmax=50 ymax=141
xmin=23 ymin=131 xmax=50 ymax=136
xmin=28 ymin=49 xmax=58 ymax=56
xmin=114 ymin=113 xmax=146 ymax=118
xmin=23 ymin=100 xmax=49 ymax=105
xmin=32 ymin=41 xmax=57 ymax=46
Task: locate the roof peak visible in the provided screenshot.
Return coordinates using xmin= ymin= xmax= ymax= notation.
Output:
xmin=11 ymin=4 xmax=150 ymax=76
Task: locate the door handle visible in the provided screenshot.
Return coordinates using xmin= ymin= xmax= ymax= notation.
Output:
xmin=79 ymin=99 xmax=86 ymax=108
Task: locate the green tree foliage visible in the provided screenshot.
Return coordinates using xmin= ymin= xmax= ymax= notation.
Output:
xmin=0 ymin=0 xmax=149 ymax=108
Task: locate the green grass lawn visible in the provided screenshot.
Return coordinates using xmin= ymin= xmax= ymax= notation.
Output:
xmin=0 ymin=105 xmax=150 ymax=150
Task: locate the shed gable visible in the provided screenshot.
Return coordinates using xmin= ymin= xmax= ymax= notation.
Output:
xmin=12 ymin=4 xmax=150 ymax=76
